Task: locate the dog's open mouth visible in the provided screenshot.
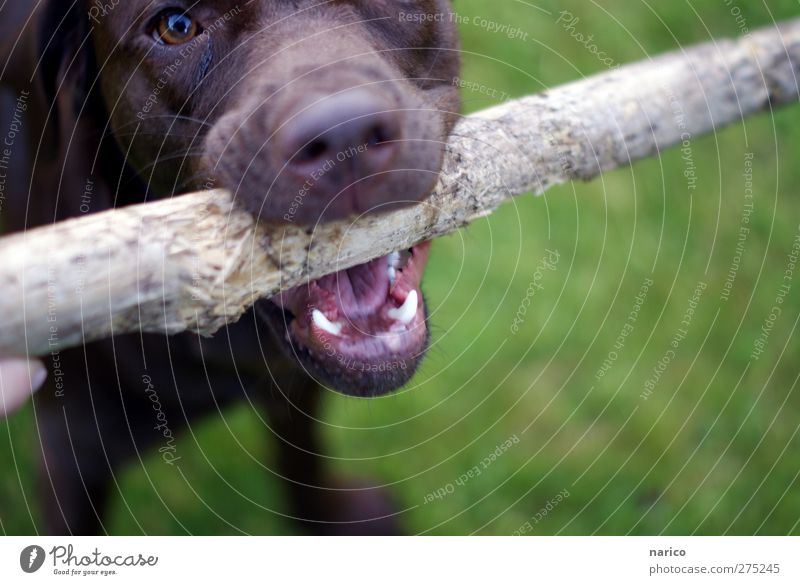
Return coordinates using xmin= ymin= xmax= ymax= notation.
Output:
xmin=261 ymin=242 xmax=431 ymax=397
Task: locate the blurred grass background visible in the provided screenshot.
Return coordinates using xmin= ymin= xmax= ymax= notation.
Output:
xmin=3 ymin=0 xmax=800 ymax=535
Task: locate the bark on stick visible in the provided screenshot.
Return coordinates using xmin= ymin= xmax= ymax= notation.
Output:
xmin=1 ymin=20 xmax=798 ymax=356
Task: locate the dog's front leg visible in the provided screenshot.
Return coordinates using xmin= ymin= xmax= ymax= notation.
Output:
xmin=34 ymin=345 xmax=130 ymax=535
xmin=263 ymin=368 xmax=402 ymax=536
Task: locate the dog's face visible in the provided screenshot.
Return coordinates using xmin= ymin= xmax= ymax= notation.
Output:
xmin=51 ymin=0 xmax=460 ymax=396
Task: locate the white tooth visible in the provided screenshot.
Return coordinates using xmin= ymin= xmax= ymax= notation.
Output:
xmin=388 ymin=251 xmax=401 ymax=269
xmin=388 ymin=266 xmax=397 ymax=285
xmin=312 ymin=309 xmax=342 ymax=336
xmin=388 ymin=290 xmax=418 ymax=324
xmin=382 ymin=332 xmax=404 ymax=351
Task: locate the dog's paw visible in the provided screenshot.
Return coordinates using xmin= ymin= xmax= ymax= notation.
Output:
xmin=289 ymin=476 xmax=404 ymax=536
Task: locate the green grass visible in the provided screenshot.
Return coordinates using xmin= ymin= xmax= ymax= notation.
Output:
xmin=3 ymin=0 xmax=800 ymax=535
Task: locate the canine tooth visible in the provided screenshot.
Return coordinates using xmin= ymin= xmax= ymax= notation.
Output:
xmin=312 ymin=310 xmax=342 ymax=336
xmin=388 ymin=251 xmax=401 ymax=269
xmin=388 ymin=266 xmax=397 ymax=284
xmin=388 ymin=290 xmax=418 ymax=324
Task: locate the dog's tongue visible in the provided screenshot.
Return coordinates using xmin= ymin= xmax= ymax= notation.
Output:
xmin=313 ymin=256 xmax=390 ymax=320
xmin=270 ymin=243 xmax=429 ymax=347
xmin=270 ymin=256 xmax=390 ymax=322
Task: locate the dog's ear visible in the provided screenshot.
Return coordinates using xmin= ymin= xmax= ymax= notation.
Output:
xmin=37 ymin=0 xmax=95 ymax=138
xmin=31 ymin=1 xmax=125 ymax=223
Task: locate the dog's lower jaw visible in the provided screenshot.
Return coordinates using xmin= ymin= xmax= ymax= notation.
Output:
xmin=272 ymin=328 xmax=429 ymax=398
xmin=257 ymin=242 xmax=432 ymax=397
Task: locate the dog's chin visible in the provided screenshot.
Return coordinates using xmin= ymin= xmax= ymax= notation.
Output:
xmin=257 ymin=241 xmax=432 ymax=398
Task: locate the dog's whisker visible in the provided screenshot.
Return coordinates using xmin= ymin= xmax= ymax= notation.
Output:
xmin=111 ymin=114 xmax=213 ymax=134
xmin=108 ymin=131 xmax=209 ymax=141
xmin=116 ymin=152 xmax=208 ymax=193
xmin=129 ymin=151 xmax=208 ymax=175
xmin=173 ymin=171 xmax=220 ymax=192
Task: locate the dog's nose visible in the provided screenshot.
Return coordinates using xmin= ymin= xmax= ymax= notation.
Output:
xmin=277 ymin=89 xmax=400 ymax=183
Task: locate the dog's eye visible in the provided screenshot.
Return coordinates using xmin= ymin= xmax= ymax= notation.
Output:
xmin=153 ymin=11 xmax=200 ymax=45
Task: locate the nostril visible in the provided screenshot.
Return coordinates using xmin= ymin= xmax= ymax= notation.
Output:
xmin=296 ymin=138 xmax=329 ymax=164
xmin=278 ymin=89 xmax=401 ymax=173
xmin=365 ymin=123 xmax=392 ymax=148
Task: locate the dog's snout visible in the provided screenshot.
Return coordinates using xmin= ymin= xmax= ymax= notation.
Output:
xmin=278 ymin=89 xmax=400 ymax=181
xmin=208 ymin=56 xmax=451 ymax=225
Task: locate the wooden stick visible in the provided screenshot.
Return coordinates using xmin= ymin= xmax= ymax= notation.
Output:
xmin=2 ymin=19 xmax=799 ymax=357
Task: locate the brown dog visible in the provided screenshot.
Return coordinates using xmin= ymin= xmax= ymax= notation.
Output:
xmin=0 ymin=1 xmax=460 ymax=534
